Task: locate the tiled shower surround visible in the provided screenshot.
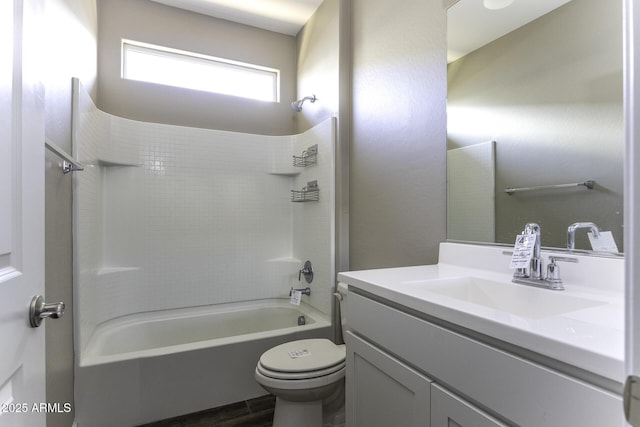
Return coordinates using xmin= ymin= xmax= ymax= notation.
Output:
xmin=72 ymin=80 xmax=335 ymax=355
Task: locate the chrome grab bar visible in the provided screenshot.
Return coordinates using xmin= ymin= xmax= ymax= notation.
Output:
xmin=504 ymin=180 xmax=594 ymax=195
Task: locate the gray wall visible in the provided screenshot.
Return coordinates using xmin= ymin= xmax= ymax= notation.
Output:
xmin=349 ymin=0 xmax=448 ymax=270
xmin=43 ymin=0 xmax=98 ymax=426
xmin=295 ymin=0 xmax=340 ymax=133
xmin=447 ymin=0 xmax=623 ymax=251
xmin=97 ymin=0 xmax=297 ymax=135
xmin=295 ymin=0 xmax=350 ymax=278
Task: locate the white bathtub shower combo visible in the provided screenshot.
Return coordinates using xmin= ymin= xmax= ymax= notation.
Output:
xmin=71 ymin=79 xmax=337 ymax=426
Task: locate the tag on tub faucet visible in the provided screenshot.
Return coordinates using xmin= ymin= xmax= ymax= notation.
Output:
xmin=290 ymin=290 xmax=302 ymax=306
xmin=510 ymin=234 xmax=537 ymax=269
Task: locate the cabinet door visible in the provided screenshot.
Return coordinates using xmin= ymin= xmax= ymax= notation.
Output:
xmin=431 ymin=384 xmax=509 ymax=427
xmin=345 ymin=331 xmax=431 ymax=427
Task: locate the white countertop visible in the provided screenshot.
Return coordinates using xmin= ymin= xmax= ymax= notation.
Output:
xmin=338 ymin=243 xmax=624 ymax=383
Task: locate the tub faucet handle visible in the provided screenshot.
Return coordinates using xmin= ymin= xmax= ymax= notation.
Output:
xmin=298 ymin=260 xmax=314 ymax=283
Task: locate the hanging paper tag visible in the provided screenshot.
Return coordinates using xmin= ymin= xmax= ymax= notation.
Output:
xmin=588 ymin=231 xmax=619 ymax=253
xmin=288 ymin=349 xmax=311 ymax=359
xmin=290 ymin=290 xmax=302 ymax=306
xmin=510 ymin=234 xmax=537 ymax=269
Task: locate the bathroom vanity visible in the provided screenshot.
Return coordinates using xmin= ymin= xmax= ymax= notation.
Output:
xmin=338 ymin=243 xmax=624 ymax=426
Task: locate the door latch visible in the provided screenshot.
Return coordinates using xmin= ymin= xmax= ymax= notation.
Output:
xmin=29 ymin=295 xmax=65 ymax=328
xmin=624 ymin=375 xmax=640 ymax=426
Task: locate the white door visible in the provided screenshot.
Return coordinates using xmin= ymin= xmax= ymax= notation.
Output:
xmin=0 ymin=0 xmax=46 ymax=426
xmin=625 ymin=0 xmax=640 ymax=426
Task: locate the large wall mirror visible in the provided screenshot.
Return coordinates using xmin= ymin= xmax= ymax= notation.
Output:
xmin=446 ymin=0 xmax=623 ymax=254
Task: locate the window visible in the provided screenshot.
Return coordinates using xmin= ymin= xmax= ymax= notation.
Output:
xmin=122 ymin=40 xmax=280 ymax=102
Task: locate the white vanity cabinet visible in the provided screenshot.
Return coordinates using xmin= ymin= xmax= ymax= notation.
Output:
xmin=345 ymin=289 xmax=623 ymax=427
xmin=430 ymin=384 xmax=507 ymax=427
xmin=346 ymin=330 xmax=506 ymax=427
xmin=345 ymin=330 xmax=431 ymax=427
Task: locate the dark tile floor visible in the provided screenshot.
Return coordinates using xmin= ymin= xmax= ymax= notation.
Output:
xmin=138 ymin=395 xmax=275 ymax=427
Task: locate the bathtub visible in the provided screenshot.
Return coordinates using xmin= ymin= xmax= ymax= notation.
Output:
xmin=75 ymin=299 xmax=332 ymax=427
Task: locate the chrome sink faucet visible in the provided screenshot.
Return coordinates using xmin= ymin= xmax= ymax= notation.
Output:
xmin=511 ymin=222 xmax=578 ymax=290
xmin=513 ymin=222 xmax=542 ymax=280
xmin=567 ymin=222 xmax=600 ymax=250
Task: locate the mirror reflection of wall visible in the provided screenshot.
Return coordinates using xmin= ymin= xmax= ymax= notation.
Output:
xmin=447 ymin=141 xmax=496 ymax=242
xmin=447 ymin=0 xmax=623 ymax=253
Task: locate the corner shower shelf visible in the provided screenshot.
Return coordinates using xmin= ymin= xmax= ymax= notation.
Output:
xmin=291 ymin=180 xmax=319 ymax=202
xmin=95 ymin=266 xmax=140 ymax=276
xmin=293 ymin=144 xmax=318 ymax=167
xmin=267 ymin=170 xmax=301 ymax=177
xmin=97 ymin=158 xmax=142 ymax=167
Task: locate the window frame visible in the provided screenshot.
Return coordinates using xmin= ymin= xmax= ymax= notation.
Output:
xmin=121 ymin=39 xmax=281 ymax=103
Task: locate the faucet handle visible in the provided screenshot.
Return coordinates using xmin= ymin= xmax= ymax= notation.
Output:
xmin=548 ymin=255 xmax=579 ymax=264
xmin=298 ymin=260 xmax=314 ymax=283
xmin=545 ymin=256 xmax=579 ymax=290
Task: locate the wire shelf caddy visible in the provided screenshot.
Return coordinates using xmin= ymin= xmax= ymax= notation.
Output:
xmin=291 ymin=180 xmax=319 ymax=202
xmin=293 ymin=144 xmax=318 ymax=167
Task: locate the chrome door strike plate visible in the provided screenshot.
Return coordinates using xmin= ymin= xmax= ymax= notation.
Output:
xmin=624 ymin=375 xmax=640 ymax=426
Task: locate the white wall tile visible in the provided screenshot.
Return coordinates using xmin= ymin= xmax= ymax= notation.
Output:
xmin=74 ymin=84 xmax=335 ymax=353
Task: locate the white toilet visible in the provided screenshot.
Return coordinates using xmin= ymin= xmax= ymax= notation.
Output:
xmin=254 ymin=284 xmax=348 ymax=427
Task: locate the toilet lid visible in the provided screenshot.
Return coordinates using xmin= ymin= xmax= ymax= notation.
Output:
xmin=257 ymin=360 xmax=345 ymax=381
xmin=259 ymin=339 xmax=346 ymax=373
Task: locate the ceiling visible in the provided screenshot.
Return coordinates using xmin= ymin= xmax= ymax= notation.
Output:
xmin=150 ymin=0 xmax=324 ymax=36
xmin=447 ymin=0 xmax=572 ymax=63
xmin=151 ymin=0 xmax=572 ymax=61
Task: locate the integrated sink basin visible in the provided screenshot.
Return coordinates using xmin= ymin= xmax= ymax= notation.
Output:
xmin=404 ymin=276 xmax=606 ymax=319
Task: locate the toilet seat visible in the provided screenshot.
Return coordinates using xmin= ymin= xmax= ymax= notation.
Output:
xmin=255 ymin=363 xmax=345 ymax=392
xmin=257 ymin=359 xmax=345 ymax=380
xmin=257 ymin=339 xmax=346 ymax=380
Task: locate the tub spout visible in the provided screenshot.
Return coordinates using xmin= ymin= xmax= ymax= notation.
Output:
xmin=290 ymin=287 xmax=311 ymax=296
xmin=567 ymin=222 xmax=600 ymax=250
